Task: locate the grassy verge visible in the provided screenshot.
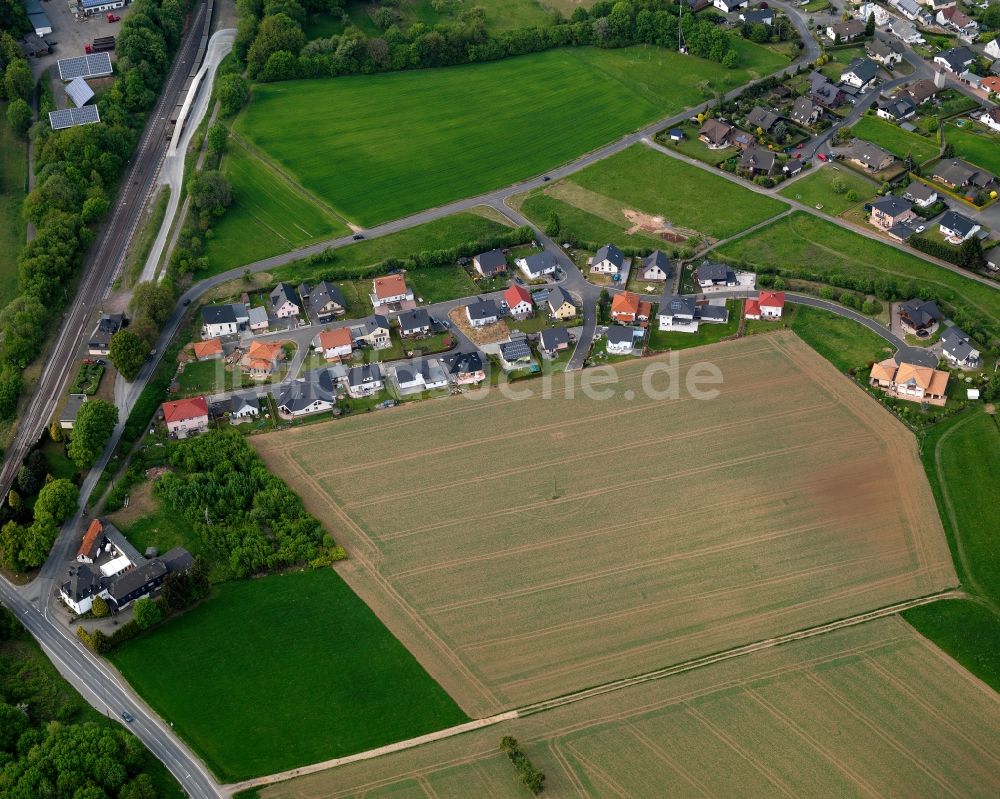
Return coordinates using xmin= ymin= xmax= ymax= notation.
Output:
xmin=109 ymin=568 xmax=468 ymax=781
xmin=778 ymin=166 xmax=877 ymax=215
xmin=790 ymin=305 xmax=889 ymax=373
xmin=647 ymin=300 xmax=741 ymax=351
xmin=0 ymin=100 xmax=27 ymax=310
xmin=944 ymin=122 xmax=1000 ymax=176
xmin=124 ymin=186 xmax=170 ymax=286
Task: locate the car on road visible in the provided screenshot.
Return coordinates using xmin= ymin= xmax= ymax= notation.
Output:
xmin=817 ymin=152 xmax=828 ymax=162
xmin=183 ymin=298 xmax=191 ymax=305
xmin=121 ymin=711 xmax=134 ymax=723
xmin=96 ymin=359 xmax=106 ymax=366
xmin=542 ymin=176 xmax=551 ymax=182
xmin=352 ymin=233 xmax=365 ymax=240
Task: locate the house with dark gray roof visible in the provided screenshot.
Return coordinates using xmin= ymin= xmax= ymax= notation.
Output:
xmin=938 ymin=210 xmax=981 ymax=243
xmin=840 ymin=58 xmax=879 ymax=91
xmin=932 ymin=160 xmax=994 ymax=191
xmin=876 ymin=94 xmax=916 ymax=122
xmin=397 ymin=307 xmax=432 ymax=337
xmin=809 ymin=72 xmax=845 ymax=108
xmin=590 ymin=243 xmax=626 ymax=274
xmin=745 ymin=106 xmax=780 ymax=133
xmin=392 ymin=358 xmax=448 ymax=393
xmin=869 ymin=196 xmax=914 ymax=231
xmin=499 ymin=337 xmax=533 ymax=369
xmin=640 ymin=250 xmax=671 ymax=281
xmin=740 ymin=8 xmax=773 ymax=25
xmin=466 ymin=299 xmax=500 ymax=328
xmin=88 ymin=313 xmax=124 ymax=355
xmin=473 ymin=249 xmax=508 ymax=278
xmin=740 ymin=146 xmax=777 ymax=176
xmin=277 ymin=367 xmax=343 ymax=416
xmin=351 ymin=315 xmax=391 ymax=349
xmin=270 ymin=283 xmax=301 ymax=318
xmin=201 ymin=304 xmax=241 ymax=339
xmin=903 ymin=181 xmax=938 ymax=208
xmin=347 ymin=363 xmax=384 ymax=398
xmin=59 ymin=394 xmax=87 ymax=430
xmin=605 ymin=325 xmax=642 ymax=355
xmin=847 ymin=141 xmax=895 ymax=172
xmin=441 ymin=348 xmax=486 ymax=384
xmin=229 ymin=393 xmax=260 ymax=423
xmin=538 ymin=326 xmax=571 ymax=357
xmin=934 ymin=46 xmax=975 ymax=74
xmin=897 ymin=299 xmax=941 ymax=334
xmin=516 ymin=251 xmax=558 ymax=279
xmin=658 ymin=294 xmax=730 ymax=333
xmin=790 ymin=97 xmax=821 ymax=127
xmin=940 ymin=326 xmax=980 ymax=368
xmin=301 ymin=281 xmax=347 ymax=322
xmin=695 ymin=261 xmax=737 ymax=288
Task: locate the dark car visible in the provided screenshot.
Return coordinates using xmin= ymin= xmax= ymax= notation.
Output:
xmin=95 ymin=359 xmax=106 ymax=366
xmin=121 ymin=711 xmax=134 ymax=723
xmin=183 ymin=298 xmax=191 ymax=306
xmin=542 ymin=176 xmax=551 ymax=182
xmin=352 ymin=233 xmax=365 ymax=240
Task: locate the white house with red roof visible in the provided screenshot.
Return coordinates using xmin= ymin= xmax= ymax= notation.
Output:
xmin=313 ymin=328 xmax=353 ymax=361
xmin=504 ymin=284 xmax=534 ymax=318
xmin=162 ymin=396 xmax=209 ymax=437
xmin=744 ymin=291 xmax=785 ymax=320
xmin=370 ymin=274 xmax=415 ymax=312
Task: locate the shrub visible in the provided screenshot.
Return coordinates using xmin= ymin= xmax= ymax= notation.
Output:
xmin=91 ymin=596 xmax=110 ymax=618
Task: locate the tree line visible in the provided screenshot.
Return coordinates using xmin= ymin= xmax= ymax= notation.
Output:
xmin=235 ymin=0 xmax=748 ymax=84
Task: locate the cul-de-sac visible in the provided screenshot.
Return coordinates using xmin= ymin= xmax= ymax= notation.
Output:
xmin=1 ymin=0 xmax=999 ymax=797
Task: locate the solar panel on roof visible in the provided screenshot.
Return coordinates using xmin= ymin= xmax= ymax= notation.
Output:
xmin=65 ymin=77 xmax=95 ymax=109
xmin=48 ymin=109 xmax=74 ymax=130
xmin=48 ymin=105 xmax=101 ymax=130
xmin=57 ymin=52 xmax=112 ymax=81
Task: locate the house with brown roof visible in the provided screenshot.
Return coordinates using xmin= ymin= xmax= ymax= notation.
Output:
xmin=241 ymin=340 xmax=285 ymax=380
xmin=699 ymin=118 xmax=733 ymax=148
xmin=869 ymin=359 xmax=949 ymax=405
xmin=192 ymin=338 xmax=223 ymax=361
xmin=904 ymin=79 xmax=938 ymax=105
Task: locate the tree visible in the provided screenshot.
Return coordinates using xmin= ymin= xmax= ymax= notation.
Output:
xmin=130 ymin=280 xmax=176 ymax=328
xmin=207 ymin=122 xmax=228 ymax=156
xmin=132 ymin=597 xmax=162 ymax=630
xmin=216 ymin=73 xmax=249 ymax=116
xmin=109 ymin=329 xmax=149 ymax=380
xmin=865 ymin=12 xmax=875 ymax=37
xmin=597 ymin=289 xmax=611 ymax=324
xmin=246 ymin=13 xmax=306 ymax=77
xmin=91 ymin=595 xmax=110 ymax=618
xmin=49 ymin=421 xmax=63 ymax=442
xmin=7 ymin=489 xmax=19 ymax=509
xmin=0 ymin=521 xmax=25 ymax=571
xmin=722 ymin=49 xmax=738 ymax=69
xmin=830 ymin=177 xmax=847 ymax=194
xmin=189 ymin=170 xmax=232 ymax=217
xmin=544 ymin=213 xmax=561 ymax=237
xmin=34 ymin=479 xmax=79 ymax=523
xmin=0 ymin=367 xmax=22 ymax=420
xmin=67 ymin=399 xmax=118 ymax=469
xmin=5 ymin=97 xmax=30 ymax=137
xmin=81 ymin=195 xmax=110 ymax=224
xmin=15 ymin=465 xmax=37 ymax=496
xmin=958 ymin=237 xmax=986 ymax=271
xmin=0 ymin=295 xmax=49 ymax=368
xmin=3 ymin=58 xmax=31 ymax=103
xmin=120 ymin=774 xmax=158 ymax=799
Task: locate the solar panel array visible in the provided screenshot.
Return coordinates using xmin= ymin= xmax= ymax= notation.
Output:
xmin=48 ymin=105 xmax=101 ymax=130
xmin=65 ymin=77 xmax=95 ymax=109
xmin=57 ymin=52 xmax=113 ymax=81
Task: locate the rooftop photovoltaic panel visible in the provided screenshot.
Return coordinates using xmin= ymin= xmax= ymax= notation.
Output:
xmin=57 ymin=52 xmax=113 ymax=81
xmin=48 ymin=105 xmax=101 ymax=130
xmin=65 ymin=76 xmax=95 ymax=109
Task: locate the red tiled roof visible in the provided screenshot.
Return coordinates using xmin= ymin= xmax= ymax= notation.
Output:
xmin=611 ymin=291 xmax=640 ymax=316
xmin=319 ymin=328 xmax=352 ymax=350
xmin=745 ymin=298 xmax=761 ymax=317
xmin=373 ymin=274 xmax=408 ymax=300
xmin=192 ymin=338 xmax=222 ymax=359
xmin=504 ymin=284 xmax=532 ymax=308
xmin=162 ymin=396 xmax=209 ymax=423
xmin=759 ymin=291 xmax=785 ymax=309
xmin=77 ymin=518 xmax=102 ymax=559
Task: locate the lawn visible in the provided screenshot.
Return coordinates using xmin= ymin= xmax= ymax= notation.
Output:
xmin=656 ymin=122 xmax=736 ymax=166
xmin=647 ymin=300 xmax=740 ymax=351
xmin=203 ymin=141 xmax=350 ymax=275
xmin=70 ymin=363 xmax=105 ymax=395
xmin=109 ymin=568 xmax=468 ymax=781
xmin=253 ymin=333 xmax=954 ymax=716
xmin=903 ymin=599 xmax=1000 ymax=693
xmin=714 ymin=212 xmax=1000 ymax=336
xmin=258 ymin=619 xmax=1000 ymax=799
xmin=944 ymin=122 xmax=1000 ymax=176
xmin=778 ymin=166 xmax=877 ymax=215
xmin=175 ymin=358 xmax=251 ymax=396
xmin=268 ymin=212 xmax=514 ymax=285
xmin=240 ymin=44 xmax=787 ymax=226
xmin=790 ymin=305 xmax=890 ymax=372
xmin=0 ymin=101 xmax=27 ymax=310
xmin=518 ymin=144 xmax=788 ymax=245
xmin=406 ymin=266 xmax=479 ymax=304
xmin=850 ymin=115 xmax=940 ymax=164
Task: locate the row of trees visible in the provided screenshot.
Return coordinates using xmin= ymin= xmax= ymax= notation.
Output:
xmin=0 ymin=0 xmax=193 ymax=426
xmin=236 ymin=0 xmax=748 ymax=83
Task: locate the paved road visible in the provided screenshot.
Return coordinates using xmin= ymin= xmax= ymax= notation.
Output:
xmin=0 ymin=1 xmax=211 ymax=500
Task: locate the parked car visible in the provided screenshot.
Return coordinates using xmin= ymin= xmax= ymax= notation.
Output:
xmin=817 ymin=152 xmax=828 ymax=162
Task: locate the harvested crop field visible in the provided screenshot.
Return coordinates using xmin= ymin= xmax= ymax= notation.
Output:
xmin=252 ymin=332 xmax=955 ymax=716
xmin=258 ymin=618 xmax=1000 ymax=799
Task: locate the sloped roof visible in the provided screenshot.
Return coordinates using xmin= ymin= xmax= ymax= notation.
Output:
xmin=759 ymin=291 xmax=785 ymax=310
xmin=373 ymin=274 xmax=409 ymax=299
xmin=162 ymin=396 xmax=209 ymax=423
xmin=504 ymin=284 xmax=533 ymax=308
xmin=611 ymin=291 xmax=640 ymax=316
xmin=192 ymin=338 xmax=223 ymax=359
xmin=318 ymin=328 xmax=353 ymax=350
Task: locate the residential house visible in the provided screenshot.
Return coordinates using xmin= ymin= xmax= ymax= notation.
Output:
xmin=827 ymin=19 xmax=866 ymax=41
xmin=87 ymin=313 xmax=124 ymax=356
xmin=466 ymin=299 xmax=500 ymax=328
xmin=903 ymin=181 xmax=938 ymax=208
xmin=981 ymin=75 xmax=1000 ymax=95
xmin=351 ymin=315 xmax=392 ymax=350
xmin=695 ymin=261 xmax=737 ymax=288
xmin=610 ymin=291 xmax=641 ymax=324
xmin=370 ymin=274 xmax=415 ymax=312
xmin=301 ymin=281 xmax=347 ymax=322
xmin=640 ymin=250 xmax=671 ymax=281
xmin=744 ymin=291 xmax=785 ymax=320
xmin=986 ymin=38 xmax=1000 ymax=62
xmin=241 ymin=340 xmax=285 ymax=380
xmin=889 ymin=0 xmax=921 ymax=21
xmin=392 ymin=358 xmax=448 ymax=393
xmin=441 ymin=348 xmax=486 ymax=384
xmin=712 ymin=0 xmax=748 ymax=11
xmin=162 ymin=396 xmax=209 ymax=437
xmin=869 ymin=358 xmax=949 ymax=405
xmin=740 ymin=8 xmax=773 ymax=24
xmin=472 ymin=249 xmax=508 ymax=278
xmin=941 ymin=325 xmax=981 ymax=367
xmin=314 ymin=327 xmax=354 ymax=360
xmin=904 ymin=79 xmax=938 ymax=105
xmin=270 ymin=283 xmax=300 ymax=319
xmin=538 ymin=327 xmax=571 ymax=358
xmin=979 ymin=107 xmax=1000 ymax=133
xmin=504 ymin=284 xmax=534 ymax=319
xmin=499 ymin=337 xmax=533 ymax=370
xmin=699 ymin=118 xmax=733 ymax=148
xmin=59 ymin=394 xmax=87 ymax=430
xmin=934 ymin=46 xmax=975 ymax=75
xmin=201 ymin=304 xmax=245 ymax=339
xmin=740 ymin=145 xmax=777 ymax=176
xmin=876 ymin=94 xmax=916 ymax=122
xmin=937 ymin=7 xmax=978 ymax=40
xmin=866 ymin=39 xmax=902 ymax=68
xmin=809 ymin=72 xmax=846 ymax=107
xmin=605 ymin=326 xmax=642 ymax=355
xmin=347 ymin=363 xmax=384 ymax=398
xmin=847 ymin=141 xmax=896 ymax=172
xmin=840 ymin=58 xmax=879 ymax=91
xmin=897 ymin=298 xmax=941 ymax=334
xmin=397 ymin=307 xmax=432 ymax=337
xmin=546 ymin=287 xmax=577 ymax=320
xmin=745 ymin=106 xmax=780 ymax=134
xmin=932 ymin=159 xmax=978 ymax=189
xmin=517 ymin=251 xmax=558 ymax=279
xmin=888 ymin=16 xmax=923 ymax=43
xmin=276 ymin=367 xmax=343 ymax=416
xmin=229 ymin=393 xmax=260 ymax=423
xmin=857 ymin=2 xmax=890 ymax=26
xmin=247 ymin=306 xmax=269 ymax=333
xmin=730 ymin=129 xmax=755 ymax=150
xmin=783 ymin=159 xmax=804 ymax=178
xmin=589 ymin=243 xmax=626 ymax=274
xmin=869 ymin=196 xmax=915 ymax=230
xmin=938 ymin=209 xmax=981 ymax=243
xmin=790 ymin=97 xmax=821 ymax=127
xmin=192 ymin=338 xmax=223 ymax=362
xmin=657 ymin=294 xmax=730 ymax=332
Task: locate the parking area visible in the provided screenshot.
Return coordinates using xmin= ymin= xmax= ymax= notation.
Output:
xmin=24 ymin=1 xmax=131 ymax=82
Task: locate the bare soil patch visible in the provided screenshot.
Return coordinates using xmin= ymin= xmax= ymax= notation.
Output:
xmin=447 ymin=306 xmax=510 ymax=346
xmin=622 ymin=208 xmax=698 ymax=243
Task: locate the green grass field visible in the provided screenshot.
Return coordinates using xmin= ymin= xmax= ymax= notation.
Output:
xmin=790 ymin=305 xmax=890 ymax=372
xmin=715 ymin=213 xmax=1000 ymax=333
xmin=110 ymin=568 xmax=468 ymax=781
xmin=204 ymin=141 xmax=350 ymax=275
xmin=0 ymin=101 xmax=27 ymax=310
xmin=647 ymin=300 xmax=740 ymax=351
xmin=851 ymin=115 xmax=940 ymax=164
xmin=240 ymin=44 xmax=787 ymax=226
xmin=517 ymin=145 xmax=787 ymax=246
xmin=778 ymin=166 xmax=877 ymax=215
xmin=944 ymin=122 xmax=1000 ymax=176
xmin=902 ymin=409 xmax=1000 ymax=691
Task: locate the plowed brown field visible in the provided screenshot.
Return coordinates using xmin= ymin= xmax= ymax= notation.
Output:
xmin=259 ymin=618 xmax=1000 ymax=799
xmin=253 ymin=332 xmax=955 ymax=716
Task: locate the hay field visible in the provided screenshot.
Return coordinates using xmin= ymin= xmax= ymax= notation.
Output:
xmin=253 ymin=332 xmax=955 ymax=716
xmin=259 ymin=617 xmax=1000 ymax=799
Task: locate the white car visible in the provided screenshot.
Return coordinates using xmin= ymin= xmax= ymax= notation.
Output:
xmin=915 ymin=225 xmax=926 ymax=233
